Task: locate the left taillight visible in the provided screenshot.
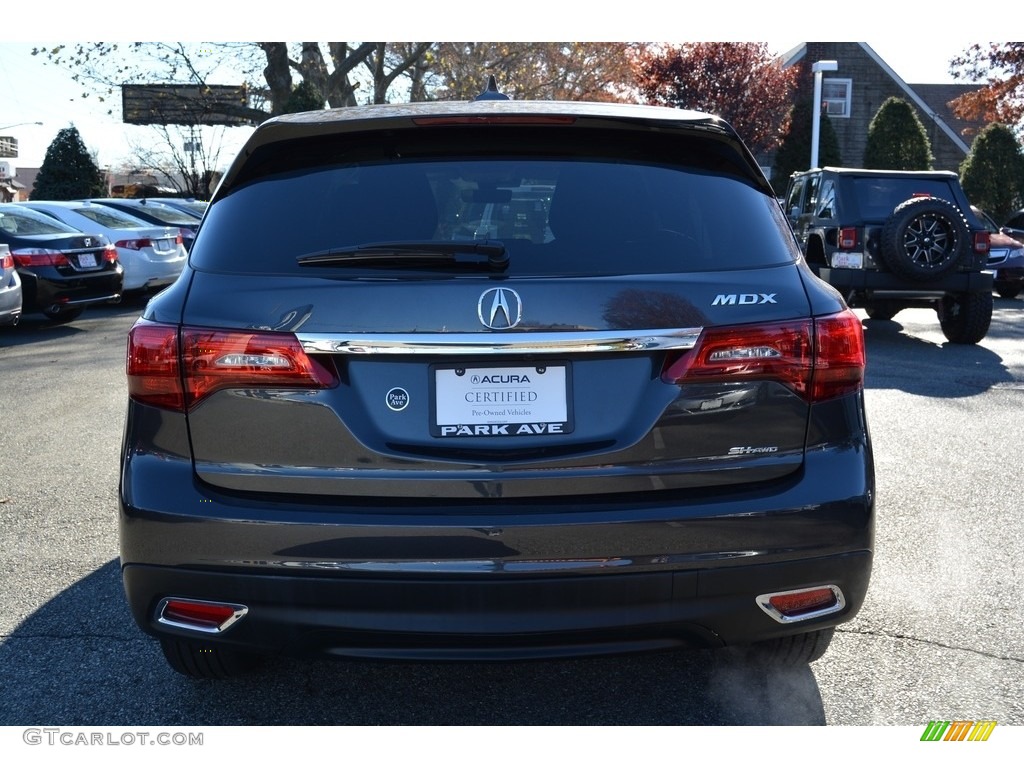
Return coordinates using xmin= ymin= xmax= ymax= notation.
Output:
xmin=126 ymin=322 xmax=185 ymax=411
xmin=127 ymin=321 xmax=337 ymax=412
xmin=11 ymin=248 xmax=70 ymax=267
xmin=661 ymin=309 xmax=865 ymax=403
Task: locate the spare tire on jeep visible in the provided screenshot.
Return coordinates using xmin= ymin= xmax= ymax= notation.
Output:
xmin=880 ymin=197 xmax=969 ymax=281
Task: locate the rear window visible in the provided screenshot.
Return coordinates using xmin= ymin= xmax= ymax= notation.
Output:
xmin=848 ymin=177 xmax=963 ymax=221
xmin=193 ymin=134 xmax=797 ymax=276
xmin=0 ymin=206 xmax=80 ymax=236
xmin=116 ymin=203 xmax=198 ymax=226
xmin=70 ymin=206 xmax=149 ymax=230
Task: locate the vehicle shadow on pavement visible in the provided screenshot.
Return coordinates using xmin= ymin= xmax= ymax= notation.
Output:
xmin=0 ymin=317 xmax=92 ymax=347
xmin=0 ymin=560 xmax=827 ymax=727
xmin=0 ymin=303 xmax=145 ymax=349
xmin=861 ymin=318 xmax=1013 ymax=398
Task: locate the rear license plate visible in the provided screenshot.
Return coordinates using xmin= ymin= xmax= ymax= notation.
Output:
xmin=77 ymin=253 xmax=98 ymax=269
xmin=157 ymin=238 xmax=172 ymax=251
xmin=432 ymin=363 xmax=572 ymax=437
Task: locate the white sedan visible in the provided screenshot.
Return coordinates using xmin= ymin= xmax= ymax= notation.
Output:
xmin=18 ymin=200 xmax=187 ymax=292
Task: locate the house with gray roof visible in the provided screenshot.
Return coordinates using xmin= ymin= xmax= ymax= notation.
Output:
xmin=781 ymin=42 xmax=987 ymax=173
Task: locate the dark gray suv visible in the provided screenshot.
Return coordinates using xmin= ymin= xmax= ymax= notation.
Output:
xmin=120 ymin=90 xmax=874 ymax=678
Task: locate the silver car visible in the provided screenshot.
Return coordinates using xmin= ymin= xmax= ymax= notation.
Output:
xmin=0 ymin=243 xmax=21 ymax=326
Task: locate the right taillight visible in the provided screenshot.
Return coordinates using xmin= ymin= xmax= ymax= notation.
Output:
xmin=662 ymin=309 xmax=865 ymax=403
xmin=811 ymin=310 xmax=866 ymax=401
xmin=127 ymin=320 xmax=338 ymax=412
xmin=973 ymin=230 xmax=991 ymax=254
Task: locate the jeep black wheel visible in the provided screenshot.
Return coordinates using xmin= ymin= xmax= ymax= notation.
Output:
xmin=159 ymin=637 xmax=261 ymax=679
xmin=939 ymin=291 xmax=993 ymax=344
xmin=994 ymin=282 xmax=1022 ymax=299
xmin=880 ymin=197 xmax=968 ymax=281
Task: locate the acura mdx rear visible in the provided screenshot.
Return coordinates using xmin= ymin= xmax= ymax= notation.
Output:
xmin=119 ymin=94 xmax=874 ymax=678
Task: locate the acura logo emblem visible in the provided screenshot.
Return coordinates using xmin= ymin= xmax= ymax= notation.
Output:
xmin=478 ymin=287 xmax=522 ymax=330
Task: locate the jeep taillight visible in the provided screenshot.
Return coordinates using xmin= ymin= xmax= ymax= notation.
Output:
xmin=973 ymin=231 xmax=991 ymax=254
xmin=127 ymin=320 xmax=338 ymax=412
xmin=661 ymin=310 xmax=865 ymax=403
xmin=838 ymin=227 xmax=858 ymax=250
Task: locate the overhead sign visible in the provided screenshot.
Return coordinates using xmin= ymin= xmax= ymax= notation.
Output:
xmin=0 ymin=136 xmax=18 ymax=159
xmin=122 ymin=84 xmax=252 ymax=127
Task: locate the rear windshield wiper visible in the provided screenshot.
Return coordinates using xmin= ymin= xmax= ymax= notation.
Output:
xmin=296 ymin=240 xmax=508 ymax=270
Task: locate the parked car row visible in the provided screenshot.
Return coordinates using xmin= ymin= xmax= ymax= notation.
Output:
xmin=0 ymin=198 xmax=204 ymax=325
xmin=974 ymin=206 xmax=1024 ymax=299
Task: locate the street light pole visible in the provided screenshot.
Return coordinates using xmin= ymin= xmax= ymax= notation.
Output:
xmin=811 ymin=60 xmax=838 ymax=169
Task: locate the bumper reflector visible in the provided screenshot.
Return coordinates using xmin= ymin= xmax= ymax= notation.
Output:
xmin=156 ymin=597 xmax=248 ymax=634
xmin=756 ymin=585 xmax=845 ymax=624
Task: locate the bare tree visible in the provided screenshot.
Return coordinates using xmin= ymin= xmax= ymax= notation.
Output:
xmin=31 ymin=42 xmax=432 ymax=123
xmin=122 ymin=124 xmax=230 ymax=197
xmin=428 ymin=43 xmax=638 ymax=102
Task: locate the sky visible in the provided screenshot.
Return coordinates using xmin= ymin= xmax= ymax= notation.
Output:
xmin=0 ymin=3 xmax=1002 ymax=173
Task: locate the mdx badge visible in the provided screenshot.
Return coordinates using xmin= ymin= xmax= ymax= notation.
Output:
xmin=478 ymin=287 xmax=523 ymax=330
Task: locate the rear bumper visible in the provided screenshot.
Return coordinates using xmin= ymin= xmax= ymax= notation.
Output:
xmin=120 ymin=414 xmax=875 ymax=660
xmin=18 ymin=267 xmax=124 ymax=312
xmin=118 ymin=250 xmax=185 ymax=291
xmin=814 ymin=266 xmax=993 ymax=297
xmin=123 ymin=551 xmax=872 ymax=660
xmin=0 ymin=282 xmax=20 ymax=325
xmin=994 ymin=267 xmax=1024 ymax=283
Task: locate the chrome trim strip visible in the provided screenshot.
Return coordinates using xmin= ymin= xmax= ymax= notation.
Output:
xmin=63 ymin=293 xmax=121 ymax=306
xmin=297 ymin=328 xmax=703 ymax=356
xmin=270 ymin=558 xmax=633 ymax=574
xmin=755 ymin=585 xmax=846 ymax=624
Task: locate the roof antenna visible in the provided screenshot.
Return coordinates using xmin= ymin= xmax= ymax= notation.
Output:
xmin=474 ymin=75 xmax=510 ymax=101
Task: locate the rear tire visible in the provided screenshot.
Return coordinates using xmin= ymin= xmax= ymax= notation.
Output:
xmin=42 ymin=306 xmax=84 ymax=323
xmin=742 ymin=627 xmax=835 ymax=665
xmin=994 ymin=282 xmax=1022 ymax=299
xmin=939 ymin=291 xmax=993 ymax=344
xmin=159 ymin=637 xmax=260 ymax=679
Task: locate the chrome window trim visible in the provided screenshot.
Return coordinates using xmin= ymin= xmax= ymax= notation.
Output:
xmin=297 ymin=328 xmax=703 ymax=356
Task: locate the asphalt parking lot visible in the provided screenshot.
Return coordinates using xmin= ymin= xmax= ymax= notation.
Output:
xmin=0 ymin=297 xmax=1022 ymax=728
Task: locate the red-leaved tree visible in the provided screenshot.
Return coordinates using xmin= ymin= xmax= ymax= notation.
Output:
xmin=630 ymin=43 xmax=799 ymax=155
xmin=949 ymin=43 xmax=1024 ymax=128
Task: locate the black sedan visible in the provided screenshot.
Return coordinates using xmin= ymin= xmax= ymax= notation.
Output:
xmin=0 ymin=204 xmax=123 ymax=322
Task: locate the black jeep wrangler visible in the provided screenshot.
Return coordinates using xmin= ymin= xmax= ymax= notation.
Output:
xmin=784 ymin=167 xmax=993 ymax=344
